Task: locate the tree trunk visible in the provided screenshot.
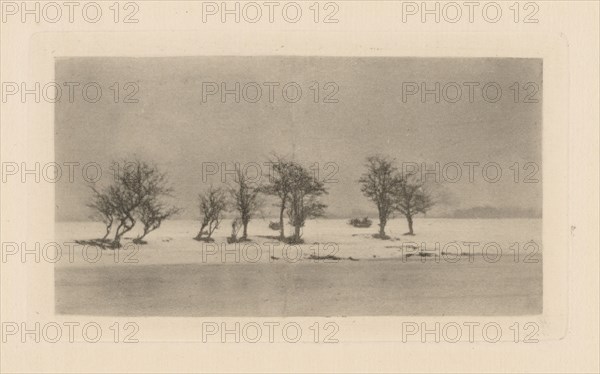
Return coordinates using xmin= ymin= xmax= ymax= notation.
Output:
xmin=112 ymin=236 xmax=121 ymax=247
xmin=293 ymin=225 xmax=301 ymax=242
xmin=207 ymin=221 xmax=214 ymax=239
xmin=379 ymin=216 xmax=386 ymax=237
xmin=195 ymin=222 xmax=207 ymax=240
xmin=113 ymin=221 xmax=124 ymax=247
xmin=407 ymin=215 xmax=414 ymax=235
xmin=242 ymin=221 xmax=248 ymax=239
xmin=137 ymin=228 xmax=149 ymax=241
xmin=101 ymin=225 xmax=111 ymax=241
xmin=278 ymin=201 xmax=286 ymax=239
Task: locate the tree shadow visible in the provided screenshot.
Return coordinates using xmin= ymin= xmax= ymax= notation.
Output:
xmin=372 ymin=233 xmax=392 ymax=240
xmin=193 ymin=237 xmax=215 ymax=243
xmin=74 ymin=239 xmax=117 ymax=250
xmin=255 ymin=235 xmax=305 ymax=244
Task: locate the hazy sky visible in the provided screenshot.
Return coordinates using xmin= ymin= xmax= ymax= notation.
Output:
xmin=55 ymin=57 xmax=542 ymax=221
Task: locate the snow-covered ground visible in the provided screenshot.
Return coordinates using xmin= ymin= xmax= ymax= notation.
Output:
xmin=55 ymin=218 xmax=542 ymax=267
xmin=55 ymin=218 xmax=542 ymax=316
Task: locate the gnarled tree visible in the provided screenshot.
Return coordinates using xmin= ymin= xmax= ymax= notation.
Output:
xmin=111 ymin=160 xmax=174 ymax=246
xmin=263 ymin=156 xmax=295 ymax=239
xmin=359 ymin=155 xmax=403 ymax=239
xmin=88 ymin=159 xmax=176 ymax=247
xmin=229 ymin=168 xmax=262 ymax=240
xmin=87 ymin=187 xmax=115 ymax=242
xmin=395 ymin=172 xmax=434 ymax=235
xmin=286 ymin=162 xmax=328 ymax=243
xmin=135 ymin=198 xmax=180 ymax=244
xmin=194 ymin=186 xmax=227 ymax=241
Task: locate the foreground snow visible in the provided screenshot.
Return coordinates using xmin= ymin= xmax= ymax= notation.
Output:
xmin=55 ymin=218 xmax=542 ymax=267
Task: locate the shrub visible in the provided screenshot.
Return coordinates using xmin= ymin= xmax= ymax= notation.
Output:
xmin=349 ymin=217 xmax=372 ymax=228
xmin=268 ymin=221 xmax=281 ymax=231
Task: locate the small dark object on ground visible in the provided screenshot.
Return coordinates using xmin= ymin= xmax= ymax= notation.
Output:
xmin=386 ymin=244 xmax=419 ymax=250
xmin=349 ymin=217 xmax=373 ymax=228
xmin=441 ymin=252 xmax=470 ymax=256
xmin=270 ymin=256 xmax=279 ymax=260
xmin=348 ymin=256 xmax=359 ymax=261
xmin=405 ymin=252 xmax=434 ymax=258
xmin=132 ymin=238 xmax=148 ymax=245
xmin=308 ymin=254 xmax=342 ymax=261
xmin=268 ymin=221 xmax=281 ymax=231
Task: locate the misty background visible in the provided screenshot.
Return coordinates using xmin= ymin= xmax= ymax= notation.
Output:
xmin=55 ymin=56 xmax=542 ymax=221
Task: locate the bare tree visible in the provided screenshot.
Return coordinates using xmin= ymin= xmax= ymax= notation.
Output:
xmin=111 ymin=160 xmax=174 ymax=246
xmin=88 ymin=159 xmax=174 ymax=247
xmin=87 ymin=187 xmax=115 ymax=242
xmin=286 ymin=162 xmax=328 ymax=243
xmin=103 ymin=184 xmax=134 ymax=247
xmin=263 ymin=156 xmax=295 ymax=239
xmin=134 ymin=198 xmax=180 ymax=243
xmin=395 ymin=172 xmax=435 ymax=235
xmin=194 ymin=187 xmax=227 ymax=241
xmin=358 ymin=155 xmax=403 ymax=238
xmin=229 ymin=168 xmax=262 ymax=240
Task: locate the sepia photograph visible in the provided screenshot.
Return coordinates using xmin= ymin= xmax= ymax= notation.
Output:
xmin=54 ymin=56 xmax=543 ymax=317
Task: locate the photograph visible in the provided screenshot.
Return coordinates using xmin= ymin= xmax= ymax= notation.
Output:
xmin=54 ymin=56 xmax=543 ymax=317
